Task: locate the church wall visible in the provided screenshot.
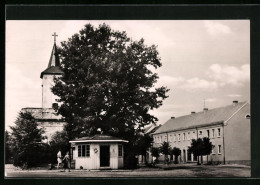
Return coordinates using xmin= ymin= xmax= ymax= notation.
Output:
xmin=37 ymin=121 xmax=65 ymax=142
xmin=42 ymin=74 xmax=62 ymax=109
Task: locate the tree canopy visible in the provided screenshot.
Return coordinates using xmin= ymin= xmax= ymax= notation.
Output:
xmin=10 ymin=112 xmax=46 ymax=168
xmin=52 ymin=23 xmax=169 ymax=142
xmin=171 ymin=147 xmax=181 ymax=164
xmin=188 ymin=137 xmax=213 ymax=164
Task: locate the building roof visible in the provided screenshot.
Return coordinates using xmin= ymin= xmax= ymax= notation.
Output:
xmin=153 ymin=101 xmax=249 ymax=135
xmin=69 ymin=134 xmax=129 ymax=143
xmin=144 ymin=124 xmax=161 ymax=135
xmin=40 ymin=43 xmax=63 ymax=78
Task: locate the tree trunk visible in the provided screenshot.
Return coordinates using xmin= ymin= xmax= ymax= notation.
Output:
xmin=201 ymin=155 xmax=203 ymax=164
xmin=197 ymin=155 xmax=200 ymax=165
xmin=207 ymin=155 xmax=208 ymax=163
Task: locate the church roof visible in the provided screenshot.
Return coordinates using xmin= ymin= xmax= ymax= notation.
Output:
xmin=69 ymin=134 xmax=129 ymax=143
xmin=153 ymin=101 xmax=249 ymax=135
xmin=40 ymin=43 xmax=63 ymax=78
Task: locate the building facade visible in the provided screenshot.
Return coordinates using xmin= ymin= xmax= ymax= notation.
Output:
xmin=152 ymin=101 xmax=250 ymax=165
xmin=69 ymin=135 xmax=128 ymax=170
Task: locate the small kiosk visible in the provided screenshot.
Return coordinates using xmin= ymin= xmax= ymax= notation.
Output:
xmin=69 ymin=135 xmax=128 ymax=170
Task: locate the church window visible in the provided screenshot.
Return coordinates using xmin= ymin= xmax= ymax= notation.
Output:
xmin=207 ymin=130 xmax=210 ymax=137
xmin=178 ymin=134 xmax=181 ymax=141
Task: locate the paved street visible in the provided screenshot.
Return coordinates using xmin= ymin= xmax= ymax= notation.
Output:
xmin=5 ymin=164 xmax=250 ymax=177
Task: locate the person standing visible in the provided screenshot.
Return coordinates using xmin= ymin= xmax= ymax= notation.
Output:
xmin=63 ymin=152 xmax=70 ymax=172
xmin=57 ymin=150 xmax=62 ymax=169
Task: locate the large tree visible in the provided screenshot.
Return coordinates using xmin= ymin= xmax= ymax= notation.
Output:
xmin=52 ymin=23 xmax=169 ymax=144
xmin=10 ymin=112 xmax=46 ymax=168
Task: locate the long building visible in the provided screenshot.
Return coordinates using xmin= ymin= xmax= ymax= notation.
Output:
xmin=152 ymin=101 xmax=250 ymax=165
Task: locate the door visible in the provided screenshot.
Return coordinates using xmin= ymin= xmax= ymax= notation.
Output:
xmin=100 ymin=145 xmax=110 ymax=167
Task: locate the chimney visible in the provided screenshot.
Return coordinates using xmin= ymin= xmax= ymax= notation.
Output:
xmin=203 ymin=108 xmax=208 ymax=113
xmin=233 ymin=100 xmax=238 ymax=106
xmin=171 ymin=117 xmax=175 ymax=119
xmin=191 ymin=111 xmax=196 ymax=115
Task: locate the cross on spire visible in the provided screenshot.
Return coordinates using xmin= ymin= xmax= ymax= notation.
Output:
xmin=52 ymin=32 xmax=58 ymax=44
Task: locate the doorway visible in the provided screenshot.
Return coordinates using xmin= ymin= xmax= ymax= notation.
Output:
xmin=100 ymin=145 xmax=110 ymax=167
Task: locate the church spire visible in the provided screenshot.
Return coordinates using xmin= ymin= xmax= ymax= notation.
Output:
xmin=40 ymin=33 xmax=63 ymax=78
xmin=48 ymin=32 xmax=60 ymax=68
xmin=47 ymin=43 xmax=60 ymax=68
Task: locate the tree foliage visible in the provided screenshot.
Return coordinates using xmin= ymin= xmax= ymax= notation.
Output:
xmin=159 ymin=141 xmax=171 ymax=163
xmin=10 ymin=112 xmax=46 ymax=168
xmin=49 ymin=131 xmax=71 ymax=163
xmin=52 ymin=23 xmax=169 ymax=143
xmin=5 ymin=131 xmax=13 ymax=163
xmin=135 ymin=134 xmax=153 ymax=156
xmin=188 ymin=137 xmax=213 ymax=165
xmin=170 ymin=147 xmax=181 ymax=164
xmin=159 ymin=141 xmax=171 ymax=156
xmin=150 ymin=147 xmax=160 ymax=158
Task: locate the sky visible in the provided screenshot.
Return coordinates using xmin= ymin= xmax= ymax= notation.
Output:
xmin=5 ymin=20 xmax=250 ymax=130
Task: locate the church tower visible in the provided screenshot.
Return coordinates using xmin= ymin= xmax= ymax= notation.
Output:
xmin=40 ymin=32 xmax=63 ymax=109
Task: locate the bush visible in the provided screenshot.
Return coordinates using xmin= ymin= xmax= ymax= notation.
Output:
xmin=13 ymin=142 xmax=52 ymax=168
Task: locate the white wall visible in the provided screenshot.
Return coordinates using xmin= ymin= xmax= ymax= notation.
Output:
xmin=42 ymin=74 xmax=62 ymax=108
xmin=110 ymin=144 xmax=118 ymax=169
xmin=74 ymin=143 xmax=123 ymax=170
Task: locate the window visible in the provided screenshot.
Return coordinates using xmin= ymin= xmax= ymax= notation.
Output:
xmin=169 ymin=135 xmax=172 ymax=142
xmin=207 ymin=130 xmax=210 ymax=137
xmin=199 ymin=131 xmax=202 ymax=135
xmin=78 ymin=145 xmax=82 ymax=157
xmin=118 ymin=145 xmax=123 ymax=157
xmin=78 ymin=144 xmax=90 ymax=157
xmin=212 ymin=145 xmax=215 ymax=154
xmin=183 ymin=133 xmax=186 ymax=140
xmin=178 ymin=134 xmax=181 ymax=141
xmin=245 ymin=114 xmax=251 ymax=119
xmin=212 ymin=129 xmax=215 ymax=138
xmin=218 ymin=145 xmax=221 ymax=154
xmin=165 ymin=135 xmax=167 ymax=141
xmin=217 ymin=128 xmax=221 ymax=137
xmin=174 ymin=134 xmax=176 ymax=142
xmin=187 ymin=132 xmax=190 ymax=140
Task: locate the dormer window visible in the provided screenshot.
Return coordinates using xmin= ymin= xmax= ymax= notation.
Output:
xmin=245 ymin=114 xmax=251 ymax=119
